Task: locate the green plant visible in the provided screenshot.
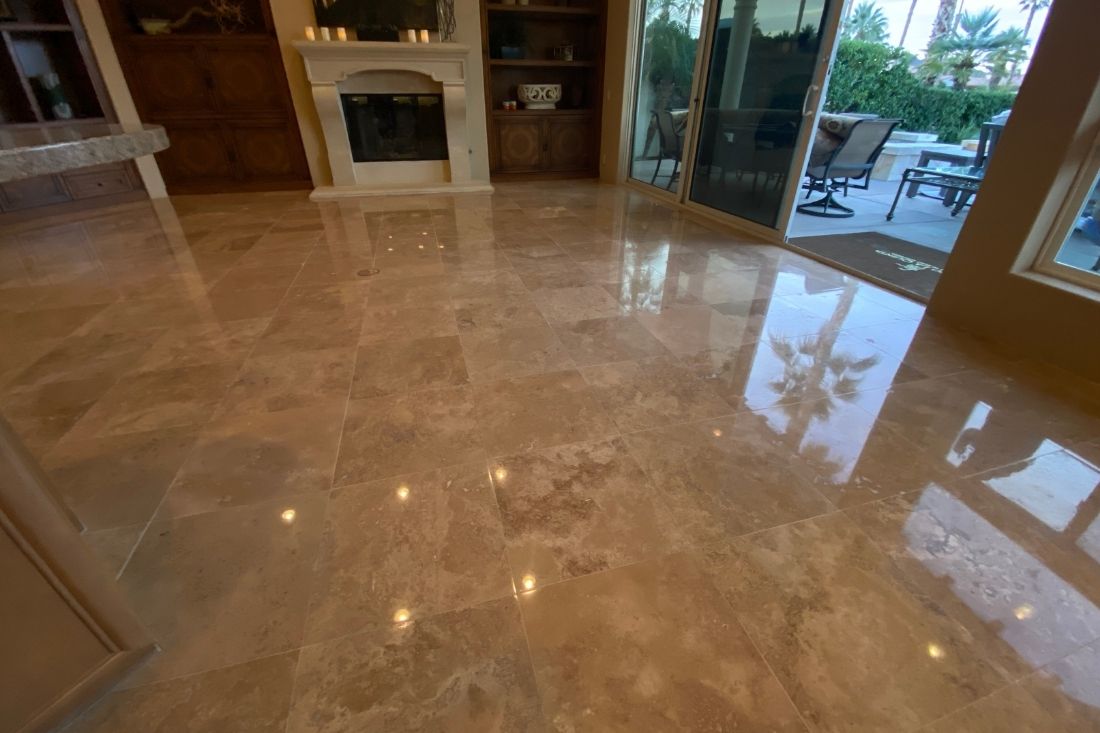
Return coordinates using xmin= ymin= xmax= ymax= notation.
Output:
xmin=842 ymin=1 xmax=890 ymax=44
xmin=824 ymin=39 xmax=1015 ymax=142
xmin=986 ymin=27 xmax=1029 ymax=88
xmin=641 ymin=16 xmax=696 ymax=109
xmin=927 ymin=7 xmax=1013 ymax=87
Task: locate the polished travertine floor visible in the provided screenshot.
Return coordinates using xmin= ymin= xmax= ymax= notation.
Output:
xmin=3 ymin=182 xmax=1100 ymax=732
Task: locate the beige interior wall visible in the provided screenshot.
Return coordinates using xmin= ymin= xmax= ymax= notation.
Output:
xmin=599 ymin=0 xmax=631 ymax=182
xmin=74 ymin=0 xmax=167 ymax=197
xmin=269 ymin=0 xmax=332 ymax=187
xmin=927 ymin=0 xmax=1100 ymax=380
xmin=268 ymin=0 xmax=491 ymax=187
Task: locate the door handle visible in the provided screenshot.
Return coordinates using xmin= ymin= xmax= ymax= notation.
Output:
xmin=802 ymin=84 xmax=821 ymax=118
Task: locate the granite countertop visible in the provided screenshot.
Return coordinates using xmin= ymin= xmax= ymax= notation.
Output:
xmin=0 ymin=124 xmax=169 ymax=183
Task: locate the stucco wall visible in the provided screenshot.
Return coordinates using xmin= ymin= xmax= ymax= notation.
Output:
xmin=926 ymin=0 xmax=1100 ymax=380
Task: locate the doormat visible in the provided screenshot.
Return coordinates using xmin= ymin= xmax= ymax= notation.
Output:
xmin=788 ymin=231 xmax=948 ymax=300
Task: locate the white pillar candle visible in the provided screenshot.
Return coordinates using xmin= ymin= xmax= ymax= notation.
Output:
xmin=418 ymin=29 xmax=430 ymax=43
xmin=336 ymin=27 xmax=347 ymax=41
xmin=320 ymin=27 xmax=331 ymax=41
xmin=304 ymin=26 xmax=315 ymax=41
xmin=404 ymin=29 xmax=417 ymax=42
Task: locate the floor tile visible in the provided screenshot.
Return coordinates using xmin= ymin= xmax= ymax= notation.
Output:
xmin=334 ymin=386 xmax=487 ymax=485
xmin=633 ymin=304 xmax=757 ymax=355
xmin=81 ymin=523 xmax=145 ymax=577
xmin=460 ymin=324 xmax=573 ymax=382
xmin=216 ymin=347 xmax=355 ymax=417
xmin=848 ymin=483 xmax=1100 ymax=679
xmin=118 ymin=494 xmax=325 ymax=685
xmin=351 ymin=336 xmax=467 ymax=398
xmin=581 ymin=356 xmax=735 ymax=432
xmin=452 ymin=293 xmax=547 ymax=332
xmin=703 ymin=512 xmax=1010 ymax=732
xmin=304 ymin=463 xmax=512 ymax=643
xmin=520 ymin=553 xmax=806 ymax=732
xmin=623 ymin=414 xmax=834 ymax=542
xmin=472 ymin=370 xmax=617 ymax=455
xmin=530 ymin=285 xmax=626 ymax=323
xmin=133 ymin=319 xmax=267 ymax=372
xmin=159 ymin=404 xmax=344 ymax=518
xmin=551 ymin=315 xmax=671 ymax=366
xmin=44 ymin=427 xmax=197 ymax=530
xmin=66 ymin=652 xmax=298 ymax=733
xmin=288 ymin=598 xmax=542 ymax=733
xmin=359 ymin=302 xmax=458 ymax=343
xmin=67 ymin=363 xmax=239 ymax=439
xmin=489 ymin=438 xmax=692 ymax=586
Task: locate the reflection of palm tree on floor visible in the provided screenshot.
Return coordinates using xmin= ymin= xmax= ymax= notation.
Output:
xmin=765 ymin=284 xmax=880 ymax=463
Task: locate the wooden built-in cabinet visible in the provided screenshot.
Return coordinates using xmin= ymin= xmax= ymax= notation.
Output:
xmin=480 ymin=1 xmax=606 ymax=180
xmin=0 ymin=0 xmax=146 ymax=219
xmin=495 ymin=111 xmax=593 ymax=173
xmin=99 ymin=0 xmax=311 ymax=193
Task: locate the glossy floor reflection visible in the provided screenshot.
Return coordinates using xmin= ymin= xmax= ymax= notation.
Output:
xmin=2 ymin=182 xmax=1099 ymax=732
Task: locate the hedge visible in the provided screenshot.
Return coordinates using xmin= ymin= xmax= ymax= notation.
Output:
xmin=824 ymin=39 xmax=1016 ymax=143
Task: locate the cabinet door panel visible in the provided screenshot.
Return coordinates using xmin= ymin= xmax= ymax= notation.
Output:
xmin=157 ymin=123 xmax=235 ymax=185
xmin=227 ymin=121 xmax=309 ymax=181
xmin=206 ymin=45 xmax=286 ymax=114
xmin=547 ymin=117 xmax=593 ymax=172
xmin=0 ymin=174 xmax=70 ymax=210
xmin=497 ymin=119 xmax=544 ymax=172
xmin=126 ymin=46 xmax=215 ymax=117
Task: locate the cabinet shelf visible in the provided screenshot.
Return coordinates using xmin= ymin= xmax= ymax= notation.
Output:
xmin=487 ymin=4 xmax=599 ymax=17
xmin=492 ymin=108 xmax=593 ymax=116
xmin=0 ymin=22 xmax=74 ymax=31
xmin=489 ymin=58 xmax=596 ymax=68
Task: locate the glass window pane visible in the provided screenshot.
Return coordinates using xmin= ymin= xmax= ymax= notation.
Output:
xmin=1051 ymin=168 xmax=1100 ymax=278
xmin=689 ymin=0 xmax=830 ymax=227
xmin=628 ymin=0 xmax=703 ymax=193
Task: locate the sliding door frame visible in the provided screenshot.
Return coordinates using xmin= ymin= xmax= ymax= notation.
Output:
xmin=618 ymin=0 xmax=847 ymax=243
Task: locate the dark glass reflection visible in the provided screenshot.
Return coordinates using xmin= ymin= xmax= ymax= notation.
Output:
xmin=690 ymin=0 xmax=830 ymax=227
xmin=342 ymin=94 xmax=447 ymax=163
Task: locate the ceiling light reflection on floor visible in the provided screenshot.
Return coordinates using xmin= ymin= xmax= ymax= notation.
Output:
xmin=280 ymin=508 xmax=296 ymax=525
xmin=926 ymin=642 xmax=945 ymax=660
xmin=396 ymin=484 xmax=411 ymax=501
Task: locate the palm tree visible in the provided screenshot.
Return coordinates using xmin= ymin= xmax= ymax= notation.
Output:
xmin=1007 ymin=0 xmax=1049 ymax=81
xmin=928 ymin=0 xmax=959 ymax=47
xmin=898 ymin=0 xmax=919 ymax=48
xmin=843 ymin=1 xmax=890 ymax=44
xmin=1019 ymin=0 xmax=1050 ymax=36
xmin=931 ymin=7 xmax=1009 ymax=87
xmin=986 ymin=27 xmax=1029 ymax=87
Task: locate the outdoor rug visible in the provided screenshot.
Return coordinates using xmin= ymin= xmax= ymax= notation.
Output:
xmin=788 ymin=231 xmax=948 ymax=300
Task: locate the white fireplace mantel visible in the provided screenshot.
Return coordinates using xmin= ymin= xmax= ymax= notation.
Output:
xmin=293 ymin=40 xmax=492 ymax=198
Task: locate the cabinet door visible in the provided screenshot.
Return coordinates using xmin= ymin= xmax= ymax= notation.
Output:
xmin=227 ymin=120 xmax=310 ymax=182
xmin=497 ymin=118 xmax=544 ymax=172
xmin=546 ymin=117 xmax=593 ymax=172
xmin=205 ymin=44 xmax=287 ymax=115
xmin=125 ymin=45 xmax=215 ymax=118
xmin=0 ymin=174 xmax=70 ymax=211
xmin=156 ymin=122 xmax=236 ymax=187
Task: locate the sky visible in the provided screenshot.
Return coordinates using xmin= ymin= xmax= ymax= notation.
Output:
xmin=720 ymin=0 xmax=1051 ymax=60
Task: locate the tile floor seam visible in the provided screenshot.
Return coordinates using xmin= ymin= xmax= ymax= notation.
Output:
xmin=115 ymin=228 xmax=317 ymax=581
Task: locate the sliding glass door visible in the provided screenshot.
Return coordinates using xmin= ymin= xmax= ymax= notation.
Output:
xmin=687 ymin=0 xmax=837 ymax=228
xmin=627 ymin=0 xmax=704 ymax=194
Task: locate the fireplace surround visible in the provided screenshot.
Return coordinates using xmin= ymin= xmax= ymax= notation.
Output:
xmin=293 ymin=40 xmax=492 ymax=198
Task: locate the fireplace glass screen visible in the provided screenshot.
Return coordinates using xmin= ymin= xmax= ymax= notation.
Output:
xmin=341 ymin=94 xmax=448 ymax=163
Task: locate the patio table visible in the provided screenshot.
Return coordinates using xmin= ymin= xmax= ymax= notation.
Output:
xmin=887 ymin=164 xmax=985 ymax=221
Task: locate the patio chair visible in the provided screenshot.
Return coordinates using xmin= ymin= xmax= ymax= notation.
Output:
xmin=650 ymin=109 xmax=683 ymax=190
xmin=797 ymin=117 xmax=901 ymax=218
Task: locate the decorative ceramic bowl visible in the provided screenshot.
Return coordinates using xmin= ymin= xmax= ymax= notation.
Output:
xmin=518 ymin=84 xmax=562 ymax=110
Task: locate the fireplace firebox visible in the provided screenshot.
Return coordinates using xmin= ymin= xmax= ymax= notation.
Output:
xmin=341 ymin=94 xmax=448 ymax=163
